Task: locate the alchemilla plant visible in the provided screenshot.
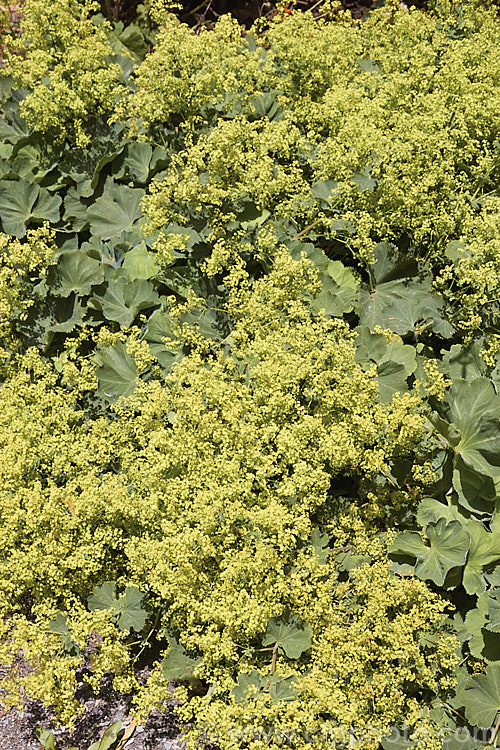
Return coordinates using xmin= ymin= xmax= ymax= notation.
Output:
xmin=0 ymin=0 xmax=500 ymax=747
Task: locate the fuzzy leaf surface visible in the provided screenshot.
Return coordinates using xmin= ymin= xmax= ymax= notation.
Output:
xmin=263 ymin=613 xmax=312 ymax=659
xmin=92 ymin=277 xmax=159 ymax=328
xmin=94 ymin=341 xmax=138 ymax=400
xmin=458 ymin=664 xmax=500 ymax=728
xmin=53 ymin=251 xmax=104 ymax=297
xmin=389 ymin=519 xmax=469 ymax=586
xmin=122 ymin=242 xmax=160 ymax=281
xmin=0 ymin=179 xmax=61 ymax=236
xmin=88 ymin=581 xmax=147 ymax=631
xmin=87 ymin=185 xmax=144 ymax=239
xmin=162 ymin=639 xmax=201 ymax=683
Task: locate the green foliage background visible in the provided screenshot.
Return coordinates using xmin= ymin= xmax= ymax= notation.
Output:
xmin=1 ymin=0 xmax=500 ymax=747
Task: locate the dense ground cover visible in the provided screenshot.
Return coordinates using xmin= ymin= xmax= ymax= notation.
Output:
xmin=0 ymin=0 xmax=500 ymax=747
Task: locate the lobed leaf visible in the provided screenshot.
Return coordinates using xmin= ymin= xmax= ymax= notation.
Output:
xmin=263 ymin=612 xmax=312 ymax=659
xmin=458 ymin=664 xmax=500 ymax=728
xmin=389 ymin=519 xmax=469 ymax=586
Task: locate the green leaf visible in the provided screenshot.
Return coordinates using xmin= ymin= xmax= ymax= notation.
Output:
xmin=433 ymin=379 xmax=500 ymax=510
xmin=487 ymin=590 xmax=500 ymax=634
xmin=383 ymin=338 xmax=418 ymax=375
xmin=368 ymin=242 xmax=418 ymax=285
xmin=321 ymin=259 xmax=359 ymax=316
xmin=442 ymin=341 xmax=487 ymax=381
xmin=375 ymin=361 xmax=407 ymax=402
xmin=359 ymin=275 xmax=452 ymax=337
xmin=355 ymin=326 xmax=416 ymax=402
xmin=88 ymin=581 xmax=117 ymax=611
xmin=123 ymin=142 xmax=152 ymax=184
xmin=65 ymin=171 xmax=93 ymax=198
xmin=144 ymin=310 xmax=182 ymax=370
xmin=117 ymin=586 xmax=148 ymax=632
xmin=442 ymin=737 xmax=488 ymax=750
xmin=48 ymin=298 xmax=86 ymax=337
xmin=87 ymin=185 xmax=144 ymax=239
xmin=330 ymin=219 xmax=356 ymax=236
xmin=119 ymin=23 xmax=147 ymax=57
xmin=465 ymin=600 xmax=488 ymax=658
xmin=263 ymin=612 xmax=312 ymax=659
xmin=84 ymin=239 xmax=121 ymax=272
xmin=161 ymin=265 xmax=201 ymax=299
xmin=380 ymin=731 xmax=413 ymax=750
xmin=94 ymin=341 xmax=138 ymax=400
xmin=358 ymin=58 xmax=381 ymax=73
xmin=447 ymin=379 xmax=500 ymax=472
xmin=311 ymin=180 xmax=339 ymax=205
xmin=310 ymin=528 xmax=330 ymax=564
xmin=92 ymin=277 xmax=160 ymax=328
xmin=88 ymin=581 xmax=147 ymax=631
xmin=453 ymin=612 xmax=471 ymax=645
xmin=181 ymin=305 xmax=222 ymax=341
xmin=452 ymin=457 xmax=497 ymax=514
xmin=0 ymin=179 xmax=61 ymax=237
xmin=458 ymin=664 xmax=500 ymax=728
xmin=351 ymin=167 xmax=377 ymax=192
xmin=35 ymin=728 xmax=58 ymax=750
xmin=53 ymin=251 xmax=104 ymax=297
xmin=250 ymin=93 xmax=283 ymax=121
xmin=11 ymin=144 xmax=41 ymax=179
xmin=238 ymin=203 xmax=271 ymax=231
xmin=445 ymin=239 xmax=469 ymax=263
xmin=90 ymin=150 xmax=122 ymax=191
xmin=150 ymin=145 xmax=170 ymax=172
xmin=34 ymin=187 xmax=63 ymax=224
xmin=355 ymin=325 xmax=389 ymax=363
xmin=232 ymin=671 xmax=263 ymax=704
xmin=337 ymin=549 xmax=371 ymax=572
xmin=464 ymin=593 xmax=500 ymax=662
xmin=232 ymin=671 xmax=298 ymax=705
xmin=0 ymin=109 xmax=29 ymax=144
xmin=48 ymin=612 xmax=81 ymax=657
xmin=162 ymin=638 xmax=201 ymax=683
xmin=417 ymin=500 xmax=500 ymax=595
xmin=389 ymin=519 xmax=469 ymax=586
xmin=87 ymin=722 xmax=123 ymax=750
xmin=269 ymin=674 xmax=298 ymax=703
xmin=463 ymin=524 xmax=500 ymax=596
xmin=106 ymin=19 xmax=147 ymax=60
xmin=293 ymin=252 xmax=360 ymax=318
xmin=122 ymin=242 xmax=160 ymax=281
xmin=63 ymin=188 xmax=90 ymax=232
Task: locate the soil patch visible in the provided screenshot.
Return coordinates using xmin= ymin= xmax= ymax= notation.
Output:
xmin=0 ymin=665 xmax=184 ymax=750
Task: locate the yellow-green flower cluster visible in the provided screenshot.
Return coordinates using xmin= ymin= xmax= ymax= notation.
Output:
xmin=170 ymin=551 xmax=457 ymax=750
xmin=436 ymin=198 xmax=500 ymax=336
xmin=114 ymin=14 xmax=261 ymax=133
xmin=0 ymin=255 xmax=451 ymax=736
xmin=0 ymin=225 xmax=56 ymax=352
xmin=3 ymin=0 xmax=125 ymax=146
xmin=128 ymin=2 xmax=500 ymax=334
xmin=143 ymin=116 xmax=312 ymax=266
xmin=1 ymin=0 xmax=487 ymax=737
xmin=0 ymin=609 xmax=135 ymax=726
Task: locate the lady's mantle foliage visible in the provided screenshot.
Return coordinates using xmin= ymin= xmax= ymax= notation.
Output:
xmin=4 ymin=0 xmax=126 ymax=147
xmin=129 ymin=0 xmax=500 ymax=335
xmin=0 ymin=0 xmax=499 ymax=746
xmin=0 ymin=260 xmax=454 ymax=743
